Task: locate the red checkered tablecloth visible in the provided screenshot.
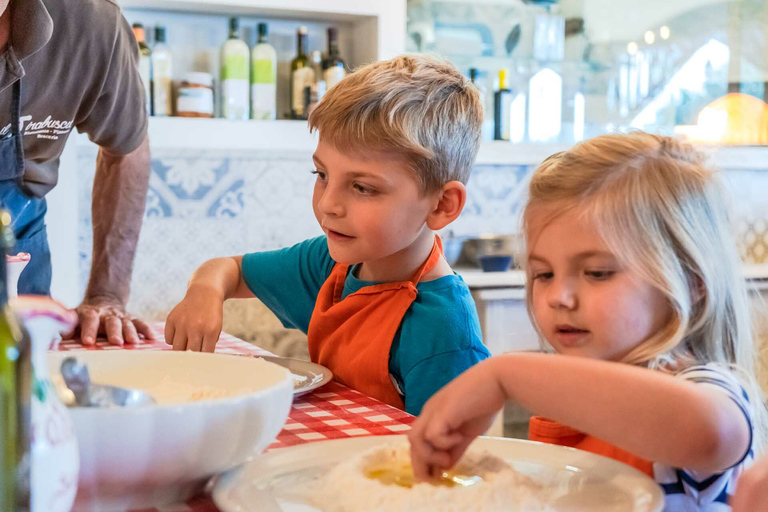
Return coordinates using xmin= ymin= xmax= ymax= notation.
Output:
xmin=55 ymin=323 xmax=414 ymax=511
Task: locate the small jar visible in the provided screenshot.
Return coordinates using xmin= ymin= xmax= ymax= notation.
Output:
xmin=177 ymin=72 xmax=215 ymax=118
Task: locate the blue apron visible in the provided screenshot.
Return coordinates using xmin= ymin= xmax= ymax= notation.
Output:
xmin=0 ymin=79 xmax=51 ymax=295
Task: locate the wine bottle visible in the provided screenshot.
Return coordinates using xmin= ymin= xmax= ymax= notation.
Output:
xmin=322 ymin=28 xmax=346 ymax=89
xmin=131 ymin=23 xmax=152 ymax=116
xmin=151 ymin=26 xmax=173 ymax=117
xmin=250 ymin=22 xmax=277 ymax=120
xmin=220 ymin=17 xmax=250 ymax=120
xmin=494 ymin=69 xmax=512 ymax=141
xmin=290 ymin=26 xmax=314 ymax=120
xmin=0 ymin=210 xmax=30 ymax=511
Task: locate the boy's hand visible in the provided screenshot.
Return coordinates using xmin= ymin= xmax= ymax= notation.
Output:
xmin=165 ymin=285 xmax=224 ymax=352
xmin=407 ymin=358 xmax=506 ymax=482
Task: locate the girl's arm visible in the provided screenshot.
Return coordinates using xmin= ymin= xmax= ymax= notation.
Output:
xmin=409 ymin=353 xmax=750 ymax=480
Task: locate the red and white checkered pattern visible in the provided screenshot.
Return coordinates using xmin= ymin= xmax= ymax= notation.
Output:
xmin=56 ymin=322 xmax=274 ymax=357
xmin=54 ymin=322 xmax=414 ymax=512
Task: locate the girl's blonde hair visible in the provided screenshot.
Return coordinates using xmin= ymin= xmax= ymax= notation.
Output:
xmin=522 ymin=131 xmax=767 ymax=451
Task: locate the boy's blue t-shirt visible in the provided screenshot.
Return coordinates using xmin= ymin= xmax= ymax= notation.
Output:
xmin=241 ymin=236 xmax=490 ymax=415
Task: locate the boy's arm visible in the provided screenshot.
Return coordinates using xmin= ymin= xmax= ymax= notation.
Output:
xmin=187 ymin=256 xmax=255 ymax=302
xmin=165 ymin=256 xmax=251 ymax=351
xmin=186 ymin=256 xmax=255 ymax=300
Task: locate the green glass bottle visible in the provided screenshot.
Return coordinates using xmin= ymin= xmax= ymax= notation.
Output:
xmin=290 ymin=26 xmax=314 ymax=119
xmin=0 ymin=210 xmax=30 ymax=511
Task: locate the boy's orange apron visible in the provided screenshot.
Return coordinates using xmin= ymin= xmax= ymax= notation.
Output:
xmin=307 ymin=236 xmax=443 ymax=410
xmin=529 ymin=416 xmax=654 ymax=477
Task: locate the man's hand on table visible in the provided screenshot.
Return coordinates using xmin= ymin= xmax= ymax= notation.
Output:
xmin=62 ymin=296 xmax=156 ymax=346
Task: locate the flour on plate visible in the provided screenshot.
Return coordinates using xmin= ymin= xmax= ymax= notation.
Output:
xmin=307 ymin=442 xmax=554 ymax=512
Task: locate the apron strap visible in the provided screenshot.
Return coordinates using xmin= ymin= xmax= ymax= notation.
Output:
xmin=11 ymin=80 xmax=20 ymax=138
xmin=9 ymin=79 xmax=25 ymax=188
xmin=408 ymin=235 xmax=443 ymax=285
xmin=330 ymin=234 xmax=444 ymax=305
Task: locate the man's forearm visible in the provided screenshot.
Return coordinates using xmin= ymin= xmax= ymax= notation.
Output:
xmin=85 ymin=135 xmax=150 ymax=306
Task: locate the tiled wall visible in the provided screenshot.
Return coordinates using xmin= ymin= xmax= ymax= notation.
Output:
xmin=77 ymin=147 xmax=768 ymax=355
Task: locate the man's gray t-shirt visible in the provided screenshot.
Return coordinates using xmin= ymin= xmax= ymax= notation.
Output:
xmin=0 ymin=0 xmax=147 ymax=198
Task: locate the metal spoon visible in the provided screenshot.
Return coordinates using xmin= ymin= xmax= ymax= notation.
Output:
xmin=59 ymin=356 xmax=156 ymax=408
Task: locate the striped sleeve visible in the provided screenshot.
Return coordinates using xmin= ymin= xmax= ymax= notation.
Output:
xmin=652 ymin=364 xmax=756 ymax=511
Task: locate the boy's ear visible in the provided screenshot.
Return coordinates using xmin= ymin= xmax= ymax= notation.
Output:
xmin=426 ymin=181 xmax=466 ymax=231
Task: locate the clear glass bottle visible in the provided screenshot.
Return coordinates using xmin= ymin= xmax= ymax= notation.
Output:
xmin=220 ymin=17 xmax=250 ymax=120
xmin=470 ymin=68 xmax=493 ymax=142
xmin=250 ymin=22 xmax=277 ymax=120
xmin=151 ymin=26 xmax=173 ymax=117
xmin=131 ymin=23 xmax=152 ymax=116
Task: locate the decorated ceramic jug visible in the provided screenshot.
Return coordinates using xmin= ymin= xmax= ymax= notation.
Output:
xmin=12 ymin=296 xmax=79 ymax=512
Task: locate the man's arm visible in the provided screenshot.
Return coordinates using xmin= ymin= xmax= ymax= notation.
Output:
xmin=66 ymin=134 xmax=154 ymax=345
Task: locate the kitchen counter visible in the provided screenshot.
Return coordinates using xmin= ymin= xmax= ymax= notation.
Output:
xmin=457 ymin=264 xmax=768 ymax=290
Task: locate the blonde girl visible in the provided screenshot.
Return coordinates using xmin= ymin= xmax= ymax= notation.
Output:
xmin=409 ymin=132 xmax=767 ymax=511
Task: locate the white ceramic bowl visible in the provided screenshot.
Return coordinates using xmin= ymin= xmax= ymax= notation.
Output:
xmin=47 ymin=350 xmax=294 ymax=512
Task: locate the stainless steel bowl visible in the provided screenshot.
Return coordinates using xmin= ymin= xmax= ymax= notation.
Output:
xmin=457 ymin=234 xmax=521 ymax=268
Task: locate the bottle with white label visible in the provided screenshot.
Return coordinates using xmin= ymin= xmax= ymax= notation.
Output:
xmin=220 ymin=17 xmax=250 ymax=120
xmin=290 ymin=26 xmax=314 ymax=120
xmin=151 ymin=26 xmax=173 ymax=117
xmin=322 ymin=28 xmax=345 ymax=89
xmin=131 ymin=23 xmax=152 ymax=115
xmin=250 ymin=22 xmax=277 ymax=120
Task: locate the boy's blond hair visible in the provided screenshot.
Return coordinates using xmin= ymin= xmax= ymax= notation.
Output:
xmin=308 ymin=54 xmax=482 ymax=193
xmin=522 ymin=131 xmax=768 ymax=451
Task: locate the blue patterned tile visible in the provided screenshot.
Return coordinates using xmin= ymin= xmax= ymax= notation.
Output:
xmin=145 ymin=186 xmax=172 ymax=219
xmin=208 ymin=179 xmax=245 ymax=218
xmin=77 ymin=146 xmax=768 ymax=319
xmin=153 ymin=158 xmax=228 ymax=201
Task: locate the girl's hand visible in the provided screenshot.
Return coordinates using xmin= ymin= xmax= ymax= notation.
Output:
xmin=407 ymin=358 xmax=507 ymax=482
xmin=164 ymin=284 xmax=224 ymax=352
xmin=731 ymin=453 xmax=768 ymax=512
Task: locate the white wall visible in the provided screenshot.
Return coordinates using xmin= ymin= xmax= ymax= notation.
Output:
xmin=581 ymin=0 xmax=736 ymax=43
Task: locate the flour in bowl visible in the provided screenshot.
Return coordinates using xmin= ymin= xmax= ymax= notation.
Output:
xmin=307 ymin=443 xmax=554 ymax=512
xmin=142 ymin=375 xmax=252 ymax=405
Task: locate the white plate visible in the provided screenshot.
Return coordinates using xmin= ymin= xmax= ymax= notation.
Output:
xmin=212 ymin=435 xmax=664 ymax=512
xmin=259 ymin=356 xmax=333 ymax=397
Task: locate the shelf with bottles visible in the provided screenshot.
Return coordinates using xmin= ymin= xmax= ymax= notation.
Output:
xmin=123 ymin=5 xmax=387 ymax=122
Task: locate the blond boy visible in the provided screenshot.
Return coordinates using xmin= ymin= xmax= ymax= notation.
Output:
xmin=165 ymin=54 xmax=490 ymax=414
